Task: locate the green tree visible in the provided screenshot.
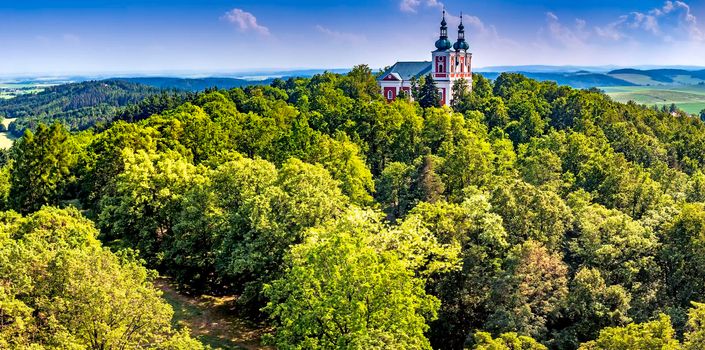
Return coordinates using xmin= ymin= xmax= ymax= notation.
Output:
xmin=425 ymin=111 xmax=495 ymax=199
xmin=397 ymin=88 xmax=409 ymax=100
xmin=411 ymin=154 xmax=445 ymax=204
xmin=340 ymin=64 xmax=380 ymax=100
xmin=79 ymin=121 xmax=159 ymax=209
xmin=567 ymin=194 xmax=660 ymax=319
xmin=376 ymin=161 xmax=415 ymax=219
xmin=472 ymin=332 xmax=547 ymax=350
xmin=10 ymin=123 xmax=77 ymax=213
xmin=684 ymin=302 xmax=705 ymax=350
xmin=0 ymin=207 xmax=204 ymax=349
xmin=410 ymin=195 xmax=510 ymax=350
xmin=418 ymin=74 xmax=442 ymax=108
xmin=0 ymin=163 xmax=11 ymax=210
xmin=451 ymin=78 xmax=471 ymax=112
xmin=487 ymin=240 xmax=569 ymax=339
xmin=98 ymin=148 xmax=206 ymax=265
xmin=556 ymin=268 xmax=632 ymax=349
xmin=264 ymin=208 xmax=450 ymax=349
xmin=306 ymin=133 xmax=374 ymax=205
xmin=661 ymin=203 xmax=705 ymax=310
xmin=490 ymin=179 xmax=573 ymax=250
xmin=578 ymin=314 xmax=680 ymax=350
xmin=214 ymin=157 xmax=349 ymax=314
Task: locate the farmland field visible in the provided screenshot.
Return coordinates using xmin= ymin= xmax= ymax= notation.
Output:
xmin=602 ymin=85 xmax=705 ymax=114
xmin=0 ymin=82 xmax=51 ymax=99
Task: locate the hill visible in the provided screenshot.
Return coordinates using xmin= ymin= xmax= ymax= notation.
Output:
xmin=607 ymin=68 xmax=705 ymax=85
xmin=602 ymin=85 xmax=705 ymax=114
xmin=480 ymin=68 xmax=705 ymax=89
xmin=480 ymin=71 xmax=636 ymax=88
xmin=0 ymin=80 xmax=164 ymax=136
xmin=117 ymin=77 xmax=274 ymax=91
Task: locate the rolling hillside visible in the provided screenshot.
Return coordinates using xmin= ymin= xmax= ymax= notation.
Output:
xmin=0 ymin=77 xmax=275 ymax=137
xmin=0 ymin=80 xmax=165 ymax=136
xmin=117 ymin=77 xmax=274 ymax=91
xmin=480 ymin=71 xmax=636 ymax=88
xmin=602 ymin=85 xmax=705 ymax=114
xmin=480 ymin=68 xmax=705 ymax=114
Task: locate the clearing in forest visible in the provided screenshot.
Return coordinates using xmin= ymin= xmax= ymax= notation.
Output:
xmin=155 ymin=278 xmax=272 ymax=350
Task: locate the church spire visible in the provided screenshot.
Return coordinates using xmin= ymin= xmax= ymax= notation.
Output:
xmin=440 ymin=8 xmax=448 ymax=38
xmin=435 ymin=8 xmax=452 ymax=51
xmin=453 ymin=11 xmax=470 ymax=51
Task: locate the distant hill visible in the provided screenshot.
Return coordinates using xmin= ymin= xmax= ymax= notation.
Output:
xmin=480 ymin=68 xmax=705 ymax=89
xmin=0 ymin=76 xmax=284 ymax=136
xmin=117 ymin=77 xmax=274 ymax=91
xmin=0 ymin=80 xmax=164 ymax=136
xmin=607 ymin=68 xmax=705 ymax=85
xmin=476 ymin=65 xmax=621 ymax=73
xmin=479 ymin=71 xmax=636 ymax=88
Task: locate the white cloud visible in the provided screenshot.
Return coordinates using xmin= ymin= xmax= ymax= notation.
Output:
xmin=222 ymin=8 xmax=270 ymax=36
xmin=315 ymin=25 xmax=366 ymax=44
xmin=595 ymin=1 xmax=703 ymax=42
xmin=425 ymin=0 xmax=443 ymax=10
xmin=400 ymin=0 xmax=421 ymax=13
xmin=454 ymin=14 xmax=521 ymax=66
xmin=399 ymin=0 xmax=443 ymax=14
xmin=542 ymin=12 xmax=589 ymax=48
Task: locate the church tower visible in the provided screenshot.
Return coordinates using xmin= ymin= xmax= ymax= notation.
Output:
xmin=432 ymin=10 xmax=453 ymax=105
xmin=377 ymin=10 xmax=472 ymax=105
xmin=452 ymin=13 xmax=472 ymax=90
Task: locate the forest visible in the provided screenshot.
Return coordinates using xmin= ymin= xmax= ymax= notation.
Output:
xmin=0 ymin=80 xmax=184 ymax=136
xmin=5 ymin=65 xmax=705 ymax=349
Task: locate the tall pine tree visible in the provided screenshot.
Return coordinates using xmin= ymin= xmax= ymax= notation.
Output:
xmin=418 ymin=73 xmax=442 ymax=108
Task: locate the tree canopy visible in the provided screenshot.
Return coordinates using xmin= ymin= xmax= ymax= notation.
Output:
xmin=4 ymin=66 xmax=705 ymax=349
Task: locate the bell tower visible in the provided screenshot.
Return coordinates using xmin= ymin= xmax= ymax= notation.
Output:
xmin=432 ymin=9 xmax=453 ymax=105
xmin=452 ymin=13 xmax=472 ymax=88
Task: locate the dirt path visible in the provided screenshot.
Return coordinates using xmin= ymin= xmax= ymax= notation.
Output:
xmin=154 ymin=278 xmax=272 ymax=350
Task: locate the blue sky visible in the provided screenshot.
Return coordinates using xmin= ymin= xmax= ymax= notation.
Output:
xmin=1 ymin=0 xmax=704 ymax=75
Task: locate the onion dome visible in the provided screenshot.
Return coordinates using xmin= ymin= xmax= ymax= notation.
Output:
xmin=435 ymin=9 xmax=452 ymax=51
xmin=453 ymin=13 xmax=470 ymax=51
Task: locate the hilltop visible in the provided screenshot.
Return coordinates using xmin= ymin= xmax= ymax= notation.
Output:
xmin=479 ymin=67 xmax=705 ymax=88
xmin=0 ymin=80 xmax=165 ymax=135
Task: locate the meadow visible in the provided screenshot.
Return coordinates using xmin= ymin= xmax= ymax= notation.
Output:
xmin=0 ymin=83 xmax=48 ymax=99
xmin=602 ymin=85 xmax=705 ymax=115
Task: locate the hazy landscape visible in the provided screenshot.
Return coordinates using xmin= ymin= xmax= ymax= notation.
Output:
xmin=5 ymin=1 xmax=705 ymax=350
xmin=5 ymin=66 xmax=705 ymax=142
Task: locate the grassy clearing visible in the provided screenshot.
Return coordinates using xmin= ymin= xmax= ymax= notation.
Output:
xmin=0 ymin=118 xmax=17 ymax=149
xmin=0 ymin=133 xmax=16 ymax=149
xmin=155 ymin=278 xmax=272 ymax=350
xmin=602 ymin=85 xmax=705 ymax=114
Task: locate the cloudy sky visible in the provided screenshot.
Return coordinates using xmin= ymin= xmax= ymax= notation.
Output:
xmin=1 ymin=0 xmax=704 ymax=75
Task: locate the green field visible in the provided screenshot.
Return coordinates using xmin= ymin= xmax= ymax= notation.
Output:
xmin=602 ymin=85 xmax=705 ymax=115
xmin=0 ymin=82 xmax=51 ymax=100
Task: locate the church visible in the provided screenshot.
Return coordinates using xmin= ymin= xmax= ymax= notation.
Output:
xmin=378 ymin=11 xmax=472 ymax=106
